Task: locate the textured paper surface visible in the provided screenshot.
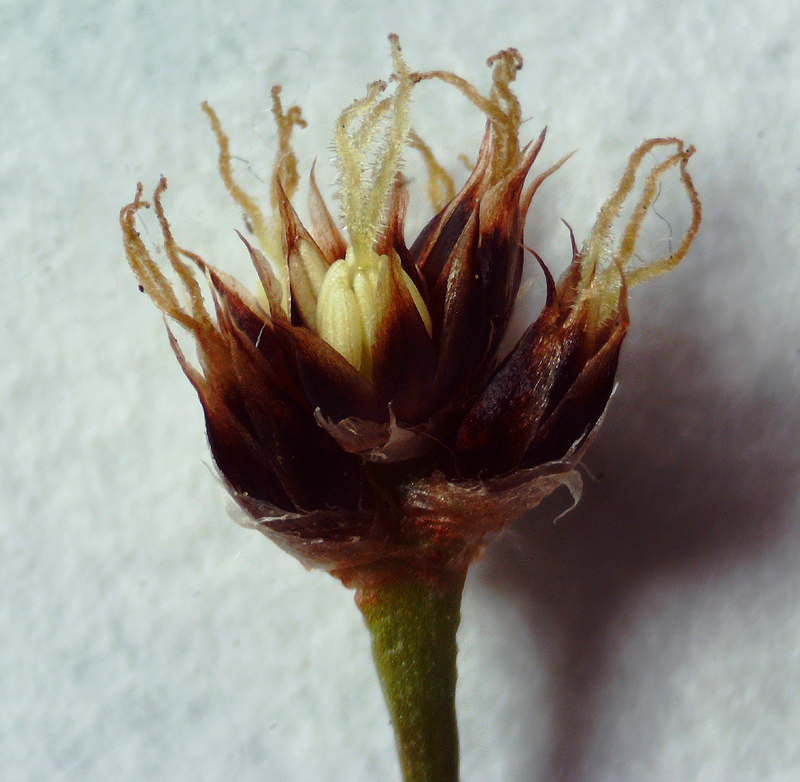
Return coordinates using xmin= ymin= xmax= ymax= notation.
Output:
xmin=2 ymin=1 xmax=799 ymax=780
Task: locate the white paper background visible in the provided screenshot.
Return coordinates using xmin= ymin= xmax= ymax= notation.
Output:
xmin=2 ymin=1 xmax=799 ymax=780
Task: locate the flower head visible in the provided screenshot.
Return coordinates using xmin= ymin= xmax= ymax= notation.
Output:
xmin=121 ymin=36 xmax=700 ymax=588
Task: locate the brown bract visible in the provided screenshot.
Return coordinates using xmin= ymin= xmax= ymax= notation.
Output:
xmin=121 ymin=37 xmax=700 ymax=587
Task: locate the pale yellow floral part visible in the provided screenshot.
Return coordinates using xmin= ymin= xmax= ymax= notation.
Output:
xmin=575 ymin=137 xmax=702 ymax=329
xmin=201 ymin=102 xmax=273 ymax=259
xmin=269 ymin=85 xmax=307 ymax=209
xmin=316 ymin=254 xmax=369 ymax=370
xmin=201 ymin=91 xmax=307 ymax=317
xmin=334 ymin=35 xmax=413 ymax=257
xmin=414 ymin=47 xmax=524 ymax=187
xmin=407 ymin=130 xmax=456 ymax=213
xmin=315 ymin=35 xmax=433 ymax=376
xmin=288 ymin=240 xmax=329 ymax=330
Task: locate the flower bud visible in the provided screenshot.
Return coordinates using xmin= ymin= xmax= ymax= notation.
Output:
xmin=316 ymin=246 xmax=432 ymax=376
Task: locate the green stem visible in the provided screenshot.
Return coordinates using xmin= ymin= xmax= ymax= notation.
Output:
xmin=357 ymin=575 xmax=464 ymax=782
